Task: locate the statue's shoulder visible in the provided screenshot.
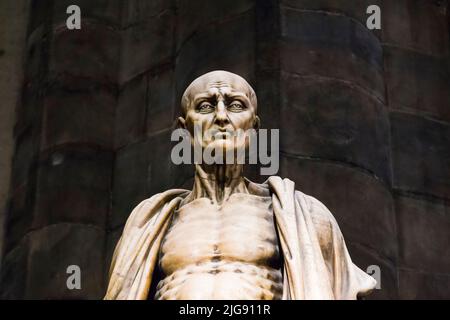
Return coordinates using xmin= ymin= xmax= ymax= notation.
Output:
xmin=132 ymin=188 xmax=190 ymax=210
xmin=265 ymin=175 xmax=341 ymax=251
xmin=125 ymin=188 xmax=190 ymax=227
xmin=293 ymin=190 xmax=344 ymax=255
xmin=298 ymin=191 xmax=338 ymax=225
xmin=266 ymin=175 xmax=339 ymax=229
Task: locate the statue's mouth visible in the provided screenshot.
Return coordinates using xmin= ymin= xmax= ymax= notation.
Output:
xmin=210 ymin=127 xmax=234 ymax=139
xmin=217 ymin=132 xmax=231 ymax=139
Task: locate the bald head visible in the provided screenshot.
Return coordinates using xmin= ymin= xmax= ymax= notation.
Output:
xmin=181 ymin=70 xmax=257 ymax=116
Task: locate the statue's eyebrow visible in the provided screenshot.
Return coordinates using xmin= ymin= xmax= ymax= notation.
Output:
xmin=191 ymin=93 xmax=216 ymax=105
xmin=191 ymin=91 xmax=252 ymax=106
xmin=222 ymin=92 xmax=251 ymax=105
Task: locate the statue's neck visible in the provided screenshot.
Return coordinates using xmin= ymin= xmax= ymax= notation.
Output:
xmin=192 ymin=164 xmax=248 ymax=204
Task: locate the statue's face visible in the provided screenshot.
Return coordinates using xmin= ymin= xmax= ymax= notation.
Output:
xmin=179 ymin=71 xmax=259 ymax=155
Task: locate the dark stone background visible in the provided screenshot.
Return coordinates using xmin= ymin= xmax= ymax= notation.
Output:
xmin=0 ymin=0 xmax=449 ymax=299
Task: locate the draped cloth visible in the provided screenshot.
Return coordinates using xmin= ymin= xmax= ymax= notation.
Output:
xmin=104 ymin=176 xmax=376 ymax=300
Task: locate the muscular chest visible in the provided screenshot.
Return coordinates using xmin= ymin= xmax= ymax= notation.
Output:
xmin=159 ymin=193 xmax=280 ymax=275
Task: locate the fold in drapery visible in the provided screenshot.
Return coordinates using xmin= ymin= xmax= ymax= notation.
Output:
xmin=104 ymin=177 xmax=376 ymax=300
xmin=267 ymin=176 xmax=376 ymax=299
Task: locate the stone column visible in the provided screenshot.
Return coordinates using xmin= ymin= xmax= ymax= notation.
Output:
xmin=107 ymin=0 xmax=181 ymax=281
xmin=0 ymin=0 xmax=30 ymax=277
xmin=382 ymin=0 xmax=450 ymax=299
xmin=1 ymin=0 xmax=121 ymax=299
xmin=277 ymin=0 xmax=396 ymax=299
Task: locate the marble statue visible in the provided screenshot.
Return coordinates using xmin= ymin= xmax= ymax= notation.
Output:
xmin=104 ymin=70 xmax=376 ymax=300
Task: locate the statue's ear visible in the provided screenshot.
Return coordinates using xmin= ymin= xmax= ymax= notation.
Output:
xmin=177 ymin=116 xmax=186 ymax=129
xmin=253 ymin=116 xmax=261 ymax=130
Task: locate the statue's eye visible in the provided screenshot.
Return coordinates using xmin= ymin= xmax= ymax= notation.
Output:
xmin=228 ymin=101 xmax=245 ymax=112
xmin=197 ymin=102 xmax=214 ymax=113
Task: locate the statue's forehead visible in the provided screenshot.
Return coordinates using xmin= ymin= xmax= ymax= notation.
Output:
xmin=185 ymin=72 xmax=253 ymax=99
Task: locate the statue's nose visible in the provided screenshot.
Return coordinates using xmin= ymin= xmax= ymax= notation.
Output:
xmin=215 ymin=101 xmax=229 ymax=126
